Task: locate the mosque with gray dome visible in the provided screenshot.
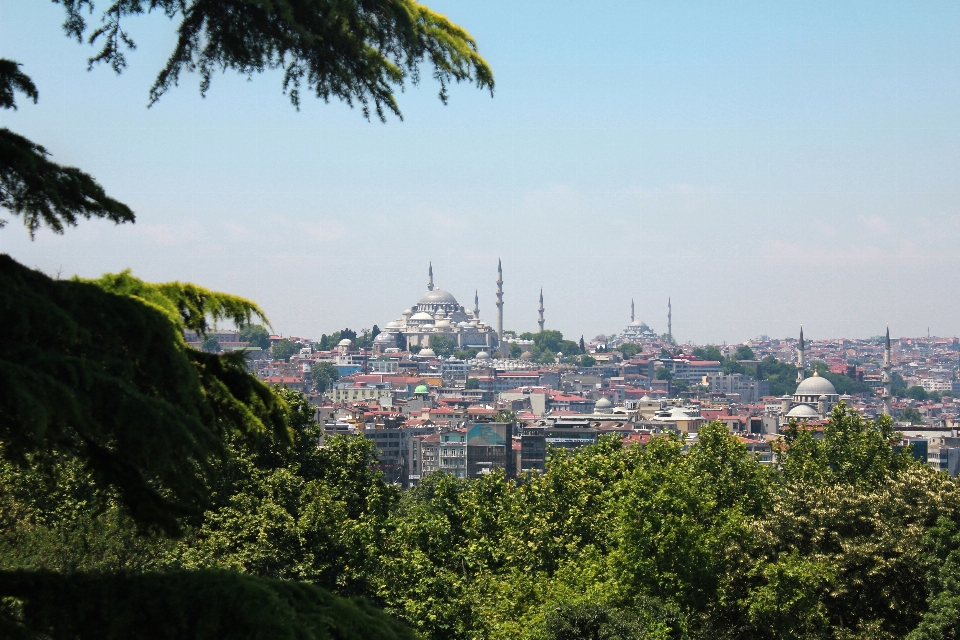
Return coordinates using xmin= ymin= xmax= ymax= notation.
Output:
xmin=777 ymin=326 xmax=846 ymax=426
xmin=372 ymin=262 xmax=501 ymax=357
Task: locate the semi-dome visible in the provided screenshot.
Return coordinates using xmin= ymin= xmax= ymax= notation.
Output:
xmin=476 ymin=351 xmax=491 ymax=360
xmin=337 ymin=338 xmax=352 ymax=347
xmin=795 ymin=373 xmax=837 ymax=397
xmin=385 ymin=321 xmax=402 ymax=330
xmin=418 ymin=289 xmax=459 ymax=306
xmin=374 ymin=332 xmax=397 ymax=344
xmin=419 ymin=348 xmax=437 ymax=358
xmin=595 ymin=397 xmax=614 ymax=411
xmin=786 ymin=404 xmax=820 ymax=419
xmin=520 ymin=351 xmax=533 ymax=361
xmin=410 ymin=312 xmax=434 ymax=321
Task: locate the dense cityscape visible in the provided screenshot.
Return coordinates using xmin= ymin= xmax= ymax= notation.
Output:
xmin=192 ymin=263 xmax=960 ymax=487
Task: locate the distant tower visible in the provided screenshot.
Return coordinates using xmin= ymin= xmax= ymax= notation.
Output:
xmin=474 ymin=290 xmax=480 ymax=319
xmin=882 ymin=326 xmax=893 ymax=416
xmin=631 ymin=298 xmax=635 ymax=323
xmin=667 ymin=297 xmax=672 ymax=342
xmin=538 ymin=289 xmax=545 ymax=332
xmin=496 ymin=259 xmax=504 ymax=354
xmin=797 ymin=326 xmax=806 ymax=384
xmin=427 ymin=261 xmax=434 ymax=291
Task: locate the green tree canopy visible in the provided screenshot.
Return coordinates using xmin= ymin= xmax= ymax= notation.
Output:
xmin=734 ymin=345 xmax=755 ymax=360
xmin=693 ymin=345 xmax=724 ymax=362
xmin=311 ymin=361 xmax=341 ymax=392
xmin=0 ymin=257 xmax=289 ymax=535
xmin=428 ymin=334 xmax=456 ymax=358
xmin=465 ymin=378 xmax=481 ymax=390
xmin=900 ymin=406 xmax=924 ymax=424
xmin=907 ymin=385 xmax=929 ymax=401
xmin=239 ymin=324 xmax=271 ymax=350
xmin=271 ymin=339 xmax=300 ymax=361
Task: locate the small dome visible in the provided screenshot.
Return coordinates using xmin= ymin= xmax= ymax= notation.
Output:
xmin=374 ymin=332 xmax=397 ymax=344
xmin=476 ymin=351 xmax=491 ymax=360
xmin=786 ymin=404 xmax=820 ymax=419
xmin=596 ymin=397 xmax=614 ymax=411
xmin=419 ymin=348 xmax=437 ymax=358
xmin=402 ymin=309 xmax=413 ymax=316
xmin=418 ymin=289 xmax=459 ymax=306
xmin=521 ymin=351 xmax=533 ymax=361
xmin=338 ymin=338 xmax=352 ymax=347
xmin=385 ymin=321 xmax=401 ymax=330
xmin=795 ymin=373 xmax=837 ymax=397
xmin=414 ymin=384 xmax=429 ymax=395
xmin=411 ymin=312 xmax=434 ymax=321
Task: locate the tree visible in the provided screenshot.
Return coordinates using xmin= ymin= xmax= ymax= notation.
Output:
xmin=907 ymin=386 xmax=929 ymax=401
xmin=734 ymin=345 xmax=755 ymax=361
xmin=201 ymin=335 xmax=221 ymax=353
xmin=465 ymin=378 xmax=480 ymax=390
xmin=694 ymin=346 xmax=724 ymax=362
xmin=239 ymin=324 xmax=271 ymax=350
xmin=900 ymin=406 xmax=924 ymax=424
xmin=580 ymin=336 xmax=586 ymax=353
xmin=509 ymin=343 xmax=523 ymax=359
xmin=271 ymin=339 xmax=299 ymax=361
xmin=579 ymin=355 xmax=597 ymax=368
xmin=618 ymin=343 xmax=642 ymax=359
xmin=311 ymin=361 xmax=341 ymax=392
xmin=656 ymin=367 xmax=673 ymax=380
xmin=1 ymin=258 xmax=289 ymax=535
xmin=428 ymin=334 xmax=456 ymax=358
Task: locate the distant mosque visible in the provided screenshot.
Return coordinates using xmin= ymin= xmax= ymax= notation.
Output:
xmin=373 ymin=262 xmax=503 ymax=356
xmin=778 ymin=326 xmax=843 ymax=425
xmin=612 ymin=298 xmax=659 ymax=345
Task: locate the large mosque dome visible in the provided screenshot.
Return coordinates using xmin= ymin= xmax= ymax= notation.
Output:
xmin=795 ymin=374 xmax=837 ymax=397
xmin=418 ymin=289 xmax=459 ymax=306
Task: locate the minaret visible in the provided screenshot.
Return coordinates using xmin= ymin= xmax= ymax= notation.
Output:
xmin=882 ymin=326 xmax=893 ymax=415
xmin=496 ymin=259 xmax=504 ymax=354
xmin=631 ymin=298 xmax=635 ymax=323
xmin=538 ymin=289 xmax=545 ymax=332
xmin=667 ymin=297 xmax=673 ymax=342
xmin=474 ymin=290 xmax=480 ymax=319
xmin=796 ymin=326 xmax=806 ymax=384
xmin=427 ymin=261 xmax=434 ymax=291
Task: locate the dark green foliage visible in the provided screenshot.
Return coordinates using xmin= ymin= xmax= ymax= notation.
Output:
xmin=893 ymin=372 xmax=909 ymax=397
xmin=240 ymin=324 xmax=272 ymax=350
xmin=0 ymin=256 xmax=288 ymax=534
xmin=0 ymin=60 xmax=134 ymax=235
xmin=694 ymin=346 xmax=723 ymax=362
xmin=59 ymin=0 xmax=494 ymax=119
xmin=466 ymin=378 xmax=480 ymax=390
xmin=656 ymin=367 xmax=672 ymax=380
xmin=201 ymin=334 xmax=220 ymax=353
xmin=273 ymin=338 xmax=301 ymax=361
xmin=544 ymin=602 xmax=649 ymax=640
xmin=0 ymin=569 xmax=416 ymax=640
xmin=0 ymin=60 xmax=38 ymax=110
xmin=901 ymin=406 xmax=925 ymax=424
xmin=757 ymin=355 xmax=798 ymax=396
xmin=734 ymin=345 xmax=755 ymax=361
xmin=455 ymin=348 xmax=479 ymax=360
xmin=312 ymin=361 xmax=341 ymax=392
xmin=909 ymin=386 xmax=930 ymax=401
xmin=0 ymin=126 xmax=135 ymax=236
xmin=519 ymin=330 xmax=582 ymax=359
xmin=428 ymin=334 xmax=456 ymax=358
xmin=579 ymin=354 xmax=597 ymax=368
xmin=618 ymin=343 xmax=642 ymax=359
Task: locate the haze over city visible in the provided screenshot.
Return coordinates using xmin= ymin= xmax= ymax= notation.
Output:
xmin=3 ymin=1 xmax=960 ymax=342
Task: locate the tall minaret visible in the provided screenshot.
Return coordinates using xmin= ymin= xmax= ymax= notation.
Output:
xmin=428 ymin=261 xmax=434 ymax=291
xmin=496 ymin=259 xmax=504 ymax=354
xmin=882 ymin=326 xmax=893 ymax=415
xmin=631 ymin=298 xmax=635 ymax=323
xmin=538 ymin=289 xmax=545 ymax=332
xmin=796 ymin=326 xmax=806 ymax=384
xmin=667 ymin=297 xmax=673 ymax=342
xmin=474 ymin=290 xmax=480 ymax=319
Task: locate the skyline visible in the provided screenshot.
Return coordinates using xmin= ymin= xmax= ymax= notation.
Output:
xmin=3 ymin=2 xmax=960 ymax=342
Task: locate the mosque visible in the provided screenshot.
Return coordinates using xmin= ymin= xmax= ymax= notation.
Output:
xmin=778 ymin=327 xmax=844 ymax=425
xmin=612 ymin=299 xmax=658 ymax=345
xmin=373 ymin=262 xmax=502 ymax=357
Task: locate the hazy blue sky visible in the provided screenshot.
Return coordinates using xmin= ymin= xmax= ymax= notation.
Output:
xmin=3 ymin=1 xmax=960 ymax=344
